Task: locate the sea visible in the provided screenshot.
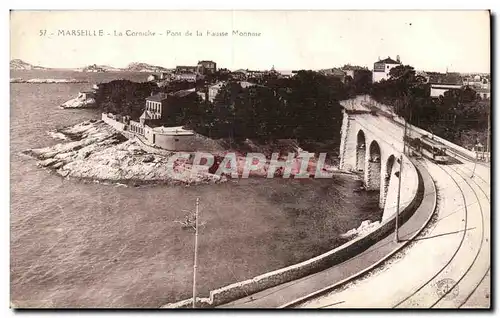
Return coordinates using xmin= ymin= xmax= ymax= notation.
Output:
xmin=10 ymin=70 xmax=381 ymax=308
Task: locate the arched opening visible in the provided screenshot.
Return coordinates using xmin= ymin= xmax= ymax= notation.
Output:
xmin=356 ymin=130 xmax=366 ymax=171
xmin=367 ymin=141 xmax=381 ymax=190
xmin=383 ymin=155 xmax=396 ymax=205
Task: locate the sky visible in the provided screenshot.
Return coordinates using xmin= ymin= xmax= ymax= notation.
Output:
xmin=10 ymin=10 xmax=491 ymax=73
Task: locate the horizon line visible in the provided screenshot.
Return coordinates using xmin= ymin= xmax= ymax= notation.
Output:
xmin=9 ymin=58 xmax=490 ymax=75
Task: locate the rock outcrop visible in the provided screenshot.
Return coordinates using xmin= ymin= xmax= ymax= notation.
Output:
xmin=10 ymin=78 xmax=89 ymax=84
xmin=341 ymin=220 xmax=381 ymax=239
xmin=60 ymin=92 xmax=97 ymax=109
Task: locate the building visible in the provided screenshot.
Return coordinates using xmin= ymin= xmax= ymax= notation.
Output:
xmin=129 ymin=89 xmax=196 ymax=135
xmin=197 ymin=60 xmax=217 ymax=75
xmin=147 ymin=74 xmax=160 ymax=82
xmin=78 ymin=91 xmax=96 ymax=100
xmin=230 ymin=70 xmax=247 ymax=81
xmin=372 ymin=56 xmax=402 ymax=83
xmin=174 ymin=73 xmax=199 ymax=82
xmin=208 ymin=82 xmax=225 ymax=102
xmin=142 ymin=92 xmax=169 ymax=123
xmin=218 ymin=68 xmax=231 ymax=75
xmin=246 ymin=70 xmax=265 ymax=80
xmin=429 ymin=72 xmax=463 ymax=98
xmin=176 ymin=65 xmax=198 ymax=73
xmin=463 ymin=74 xmax=490 ymax=89
xmin=239 ymin=81 xmax=257 ymax=89
xmin=146 ymin=126 xmax=197 ymax=151
xmin=415 ymin=71 xmax=430 ymax=83
xmin=341 ymin=65 xmax=369 ymax=79
xmin=320 ymin=68 xmax=347 ymax=82
xmin=83 ymin=64 xmax=106 ymax=73
xmin=475 ymin=87 xmax=491 ymax=100
xmin=278 ymin=70 xmax=294 ymax=78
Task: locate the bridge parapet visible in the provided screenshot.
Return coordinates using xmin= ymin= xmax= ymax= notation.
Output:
xmin=339 ymin=97 xmax=419 ymax=221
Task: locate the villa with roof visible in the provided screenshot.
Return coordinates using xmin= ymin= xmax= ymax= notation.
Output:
xmin=372 ymin=56 xmax=402 ymax=83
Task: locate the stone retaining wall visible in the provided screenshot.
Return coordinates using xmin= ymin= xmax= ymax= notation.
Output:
xmin=101 ymin=113 xmax=126 ymax=131
xmin=162 ymin=160 xmax=424 ymax=309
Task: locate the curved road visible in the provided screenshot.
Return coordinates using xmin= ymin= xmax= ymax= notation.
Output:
xmin=296 ymin=157 xmax=490 ymax=308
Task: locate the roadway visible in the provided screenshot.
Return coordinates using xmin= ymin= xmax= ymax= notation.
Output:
xmin=221 ymin=112 xmax=490 ymax=308
xmin=295 ymin=157 xmax=490 ymax=308
xmin=220 ymin=158 xmax=436 ymax=308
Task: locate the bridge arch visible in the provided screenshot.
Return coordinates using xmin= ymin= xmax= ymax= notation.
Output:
xmin=356 ymin=130 xmax=366 ymax=171
xmin=366 ymin=140 xmax=381 ymax=190
xmin=382 ymin=154 xmax=396 ymax=207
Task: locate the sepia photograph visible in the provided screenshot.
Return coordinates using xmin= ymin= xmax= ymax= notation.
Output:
xmin=9 ymin=10 xmax=491 ymax=309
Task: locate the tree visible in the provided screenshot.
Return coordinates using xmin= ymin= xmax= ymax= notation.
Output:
xmin=371 ymin=64 xmax=490 ymax=149
xmin=96 ymin=80 xmax=158 ymax=119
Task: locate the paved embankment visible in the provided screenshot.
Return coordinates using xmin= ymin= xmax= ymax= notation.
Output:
xmin=220 ymin=159 xmax=436 ymax=308
xmin=297 ymin=158 xmax=490 ymax=308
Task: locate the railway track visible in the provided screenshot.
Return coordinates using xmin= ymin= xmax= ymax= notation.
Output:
xmin=292 ymin=157 xmax=490 ymax=308
xmin=393 ymin=161 xmax=489 ymax=308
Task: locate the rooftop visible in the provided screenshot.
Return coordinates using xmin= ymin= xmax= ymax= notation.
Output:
xmin=428 ymin=72 xmax=462 ymax=85
xmin=342 ymin=65 xmax=368 ymax=71
xmin=170 ymin=88 xmax=196 ymax=98
xmin=146 ymin=92 xmax=169 ymax=102
xmin=140 ymin=110 xmax=154 ymax=120
xmin=239 ymin=81 xmax=257 ymax=88
xmin=210 ymin=82 xmax=226 ymax=89
xmin=376 ymin=57 xmax=401 ymax=65
xmin=152 ymin=126 xmax=194 ymax=135
xmin=475 ymin=87 xmax=491 ymax=93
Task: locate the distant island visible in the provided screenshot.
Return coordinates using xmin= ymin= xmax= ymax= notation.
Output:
xmin=10 ymin=59 xmax=48 ymax=70
xmin=124 ymin=62 xmax=171 ymax=73
xmin=79 ymin=64 xmax=120 ymax=72
xmin=10 ymin=59 xmax=173 ymax=73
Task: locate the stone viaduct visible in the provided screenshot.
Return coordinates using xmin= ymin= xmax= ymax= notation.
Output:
xmin=338 ymin=96 xmax=419 ymax=221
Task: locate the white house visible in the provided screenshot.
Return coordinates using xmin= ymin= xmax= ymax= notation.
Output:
xmin=429 ymin=73 xmax=463 ymax=98
xmin=208 ymin=82 xmax=225 ymax=102
xmin=372 ymin=56 xmax=402 ymax=83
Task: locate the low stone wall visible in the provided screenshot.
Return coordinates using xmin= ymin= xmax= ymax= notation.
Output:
xmin=162 ymin=160 xmax=424 ymax=309
xmin=101 ymin=113 xmax=126 ymax=131
xmin=382 ymin=153 xmax=419 ymax=221
xmin=132 ymin=135 xmax=175 ymax=156
xmin=393 ymin=117 xmax=478 ymax=159
xmin=153 ymin=133 xmax=199 ymax=152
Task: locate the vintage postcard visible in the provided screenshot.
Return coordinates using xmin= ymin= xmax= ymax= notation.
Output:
xmin=10 ymin=10 xmax=491 ymax=309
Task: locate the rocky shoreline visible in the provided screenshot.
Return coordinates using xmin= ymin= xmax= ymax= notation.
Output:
xmin=23 ymin=120 xmax=225 ymax=186
xmin=23 ymin=120 xmax=350 ymax=187
xmin=10 ymin=78 xmax=89 ymax=84
xmin=60 ymin=94 xmax=97 ymax=109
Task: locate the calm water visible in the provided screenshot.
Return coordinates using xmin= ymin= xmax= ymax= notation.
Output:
xmin=10 ymin=70 xmax=381 ymax=307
